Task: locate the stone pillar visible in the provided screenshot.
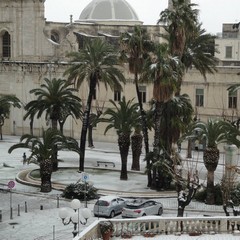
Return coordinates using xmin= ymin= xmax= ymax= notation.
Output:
xmin=224 ymin=144 xmax=238 ymax=187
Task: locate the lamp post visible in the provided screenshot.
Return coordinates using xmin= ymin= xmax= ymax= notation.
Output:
xmin=59 ymin=199 xmax=91 ymax=237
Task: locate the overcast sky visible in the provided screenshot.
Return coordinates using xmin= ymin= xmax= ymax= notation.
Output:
xmin=45 ymin=0 xmax=240 ymax=35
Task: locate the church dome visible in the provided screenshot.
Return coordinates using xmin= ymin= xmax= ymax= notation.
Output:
xmin=78 ymin=0 xmax=142 ymax=25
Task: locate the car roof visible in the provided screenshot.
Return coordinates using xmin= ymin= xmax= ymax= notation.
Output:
xmin=98 ymin=195 xmax=121 ymax=201
xmin=126 ymin=199 xmax=159 ymax=207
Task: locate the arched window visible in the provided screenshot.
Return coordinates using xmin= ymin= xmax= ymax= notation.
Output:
xmin=51 ymin=31 xmax=60 ymax=44
xmin=2 ymin=31 xmax=11 ymax=58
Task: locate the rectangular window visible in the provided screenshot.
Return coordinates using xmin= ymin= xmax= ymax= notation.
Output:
xmin=229 ymin=91 xmax=237 ymax=109
xmin=114 ymin=90 xmax=121 ymax=101
xmin=196 ymin=89 xmax=204 ymax=107
xmin=225 ymin=46 xmax=232 ymax=59
xmin=139 ymin=86 xmax=146 ymax=103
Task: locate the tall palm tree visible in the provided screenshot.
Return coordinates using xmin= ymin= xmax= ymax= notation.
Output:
xmin=120 ymin=26 xmax=154 ymax=185
xmin=8 ymin=128 xmax=79 ymax=192
xmin=194 ymin=119 xmax=240 ymax=204
xmin=160 ymin=94 xmax=194 ymax=155
xmin=64 ymin=38 xmax=126 ymax=172
xmin=143 ymin=43 xmax=181 ymax=189
xmin=159 ymin=2 xmax=217 ymax=95
xmin=158 ymin=0 xmax=199 ymax=58
xmin=131 ymin=124 xmax=143 ymax=171
xmin=103 ymin=97 xmax=140 ymax=180
xmin=24 ymin=78 xmax=82 ymax=170
xmin=181 ymin=24 xmax=218 ymax=78
xmin=0 ymin=95 xmax=21 ymax=140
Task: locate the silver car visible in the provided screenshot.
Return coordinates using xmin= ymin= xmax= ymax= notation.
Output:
xmin=122 ymin=199 xmax=163 ymax=218
xmin=93 ymin=195 xmax=126 ymax=218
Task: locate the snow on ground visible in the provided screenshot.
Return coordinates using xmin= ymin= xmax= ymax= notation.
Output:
xmin=0 ymin=135 xmax=235 ymax=239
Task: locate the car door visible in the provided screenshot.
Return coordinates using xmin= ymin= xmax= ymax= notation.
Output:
xmin=116 ymin=198 xmax=125 ymax=214
xmin=145 ymin=201 xmax=156 ymax=215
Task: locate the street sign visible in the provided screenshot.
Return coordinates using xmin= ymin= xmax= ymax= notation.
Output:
xmin=81 ymin=172 xmax=89 ymax=182
xmin=7 ymin=180 xmax=15 ymax=189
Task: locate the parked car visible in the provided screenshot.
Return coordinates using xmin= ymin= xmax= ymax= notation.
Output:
xmin=122 ymin=199 xmax=163 ymax=218
xmin=93 ymin=195 xmax=126 ymax=218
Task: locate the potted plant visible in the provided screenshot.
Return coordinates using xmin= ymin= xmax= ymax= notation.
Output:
xmin=121 ymin=232 xmax=132 ymax=238
xmin=99 ymin=221 xmax=114 ymax=240
xmin=143 ymin=231 xmax=156 ymax=237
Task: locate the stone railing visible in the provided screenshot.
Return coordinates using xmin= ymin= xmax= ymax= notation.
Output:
xmin=76 ymin=216 xmax=240 ymax=240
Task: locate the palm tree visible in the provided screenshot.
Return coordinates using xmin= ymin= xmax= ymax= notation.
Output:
xmin=120 ymin=26 xmax=154 ymax=185
xmin=160 ymin=94 xmax=193 ymax=154
xmin=159 ymin=3 xmax=217 ymax=95
xmin=158 ymin=0 xmax=199 ymax=58
xmin=194 ymin=119 xmax=240 ymax=204
xmin=24 ymin=78 xmax=82 ymax=130
xmin=143 ymin=43 xmax=181 ymax=189
xmin=181 ymin=24 xmax=218 ymax=78
xmin=103 ymin=97 xmax=140 ymax=180
xmin=24 ymin=78 xmax=82 ymax=170
xmin=8 ymin=128 xmax=79 ymax=192
xmin=64 ymin=38 xmax=126 ymax=172
xmin=131 ymin=125 xmax=143 ymax=171
xmin=0 ymin=95 xmax=21 ymax=140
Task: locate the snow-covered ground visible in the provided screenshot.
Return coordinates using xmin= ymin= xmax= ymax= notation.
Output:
xmin=0 ymin=135 xmax=235 ymax=240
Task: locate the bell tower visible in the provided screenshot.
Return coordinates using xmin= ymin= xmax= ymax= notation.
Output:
xmin=0 ymin=0 xmax=46 ymax=61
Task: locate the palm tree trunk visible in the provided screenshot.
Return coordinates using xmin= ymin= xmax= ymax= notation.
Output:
xmin=51 ymin=119 xmax=59 ymax=171
xmin=131 ymin=133 xmax=142 ymax=171
xmin=30 ymin=118 xmax=33 ymax=135
xmin=152 ymin=101 xmax=163 ymax=189
xmin=79 ymin=75 xmax=97 ymax=172
xmin=40 ymin=159 xmax=53 ymax=192
xmin=0 ymin=125 xmax=2 ymax=140
xmin=186 ymin=139 xmax=192 ymax=158
xmin=118 ymin=133 xmax=130 ymax=180
xmin=206 ymin=170 xmax=215 ymax=205
xmin=134 ymin=74 xmax=151 ymax=186
xmin=88 ymin=125 xmax=94 ymax=148
xmin=0 ymin=117 xmax=4 ymax=140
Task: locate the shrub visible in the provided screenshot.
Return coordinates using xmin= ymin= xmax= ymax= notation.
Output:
xmin=194 ymin=184 xmax=223 ymax=205
xmin=194 ymin=186 xmax=207 ymax=202
xmin=62 ymin=180 xmax=98 ymax=200
xmin=214 ymin=184 xmax=223 ymax=205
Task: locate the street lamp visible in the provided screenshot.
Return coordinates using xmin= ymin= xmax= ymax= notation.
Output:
xmin=59 ymin=199 xmax=91 ymax=237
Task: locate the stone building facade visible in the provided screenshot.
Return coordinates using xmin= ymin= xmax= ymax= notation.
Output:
xmin=0 ymin=0 xmax=240 ymax=143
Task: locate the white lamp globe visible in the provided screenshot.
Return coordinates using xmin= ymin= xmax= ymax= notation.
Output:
xmin=59 ymin=208 xmax=69 ymax=219
xmin=70 ymin=199 xmax=81 ymax=210
xmin=71 ymin=212 xmax=79 ymax=223
xmin=81 ymin=208 xmax=91 ymax=219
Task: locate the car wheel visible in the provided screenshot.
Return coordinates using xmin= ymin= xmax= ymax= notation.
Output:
xmin=142 ymin=213 xmax=146 ymax=216
xmin=158 ymin=207 xmax=163 ymax=215
xmin=109 ymin=210 xmax=115 ymax=218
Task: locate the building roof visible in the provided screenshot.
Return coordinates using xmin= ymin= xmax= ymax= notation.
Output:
xmin=78 ymin=0 xmax=142 ymax=25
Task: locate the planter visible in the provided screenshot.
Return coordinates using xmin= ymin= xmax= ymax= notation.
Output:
xmin=100 ymin=221 xmax=114 ymax=240
xmin=189 ymin=232 xmax=202 ymax=236
xmin=121 ymin=233 xmax=132 ymax=238
xmin=102 ymin=231 xmax=113 ymax=240
xmin=143 ymin=232 xmax=156 ymax=237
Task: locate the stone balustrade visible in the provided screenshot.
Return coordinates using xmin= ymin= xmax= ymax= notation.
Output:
xmin=76 ymin=216 xmax=240 ymax=240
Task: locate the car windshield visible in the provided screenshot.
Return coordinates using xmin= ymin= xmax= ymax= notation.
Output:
xmin=95 ymin=200 xmax=109 ymax=206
